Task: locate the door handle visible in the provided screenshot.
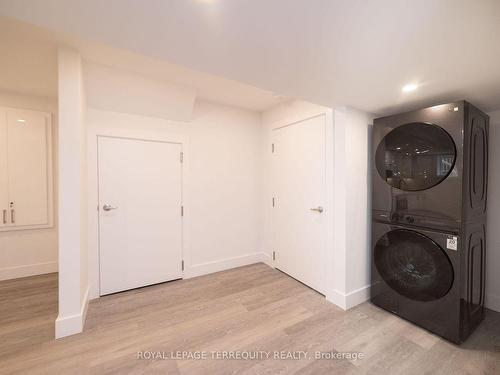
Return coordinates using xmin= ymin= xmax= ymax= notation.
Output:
xmin=102 ymin=204 xmax=118 ymax=211
xmin=310 ymin=206 xmax=324 ymax=213
xmin=2 ymin=209 xmax=6 ymax=224
xmin=10 ymin=209 xmax=14 ymax=223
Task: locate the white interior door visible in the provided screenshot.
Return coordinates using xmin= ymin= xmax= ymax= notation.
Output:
xmin=98 ymin=136 xmax=183 ymax=295
xmin=6 ymin=109 xmax=50 ymax=227
xmin=272 ymin=115 xmax=327 ymax=294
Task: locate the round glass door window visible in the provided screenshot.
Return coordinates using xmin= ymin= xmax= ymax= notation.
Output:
xmin=375 ymin=122 xmax=456 ymax=191
xmin=374 ymin=229 xmax=454 ymax=301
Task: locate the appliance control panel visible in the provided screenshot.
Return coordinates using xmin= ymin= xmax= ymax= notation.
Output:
xmin=373 ymin=210 xmax=460 ymax=233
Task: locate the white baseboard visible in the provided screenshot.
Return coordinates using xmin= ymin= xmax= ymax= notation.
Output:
xmin=345 ymin=285 xmax=371 ymax=309
xmin=0 ymin=261 xmax=58 ymax=281
xmin=326 ymin=290 xmax=347 ymax=309
xmin=327 ymin=285 xmax=370 ymax=310
xmin=261 ymin=252 xmax=274 ymax=268
xmin=486 ymin=292 xmax=500 ymax=313
xmin=55 ymin=285 xmax=90 ymax=339
xmin=185 ymin=252 xmax=266 ymax=279
xmin=329 ymin=287 xmax=499 ymax=313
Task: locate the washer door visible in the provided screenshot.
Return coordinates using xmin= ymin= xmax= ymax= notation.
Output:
xmin=375 ymin=122 xmax=456 ymax=191
xmin=374 ymin=229 xmax=454 ymax=301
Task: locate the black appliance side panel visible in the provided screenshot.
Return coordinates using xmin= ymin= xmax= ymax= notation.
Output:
xmin=460 ymin=101 xmax=488 ymax=342
xmin=463 ymin=102 xmax=489 ymax=221
xmin=460 ymin=222 xmax=486 ymax=342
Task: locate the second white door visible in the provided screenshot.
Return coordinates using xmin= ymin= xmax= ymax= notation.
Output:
xmin=272 ymin=115 xmax=327 ymax=294
xmin=98 ymin=136 xmax=183 ymax=295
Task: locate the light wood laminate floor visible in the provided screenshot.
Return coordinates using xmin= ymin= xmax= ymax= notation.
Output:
xmin=1 ymin=263 xmax=499 ymax=374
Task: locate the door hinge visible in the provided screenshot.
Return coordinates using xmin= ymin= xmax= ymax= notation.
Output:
xmin=272 ymin=143 xmax=275 ymax=153
xmin=273 ymin=251 xmax=276 ymax=261
xmin=181 ymin=206 xmax=184 ymax=216
xmin=181 ymin=260 xmax=184 ymax=271
xmin=180 ymin=152 xmax=184 ymax=163
xmin=272 ymin=197 xmax=275 ymax=207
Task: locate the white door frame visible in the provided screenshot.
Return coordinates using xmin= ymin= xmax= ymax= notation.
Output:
xmin=267 ymin=109 xmax=336 ymax=302
xmin=87 ymin=127 xmax=190 ymax=299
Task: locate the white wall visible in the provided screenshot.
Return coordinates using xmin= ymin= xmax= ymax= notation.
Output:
xmin=86 ymin=102 xmax=262 ymax=298
xmin=56 ymin=47 xmax=89 ymax=338
xmin=0 ymin=90 xmax=58 ymax=280
xmin=83 ymin=61 xmax=196 ymax=121
xmin=486 ymin=110 xmax=500 ymax=312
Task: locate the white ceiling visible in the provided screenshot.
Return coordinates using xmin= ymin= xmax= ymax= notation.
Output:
xmin=1 ymin=0 xmax=500 ymax=115
xmin=0 ymin=18 xmax=284 ymax=111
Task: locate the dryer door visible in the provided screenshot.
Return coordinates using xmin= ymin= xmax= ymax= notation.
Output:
xmin=375 ymin=122 xmax=456 ymax=191
xmin=374 ymin=229 xmax=454 ymax=301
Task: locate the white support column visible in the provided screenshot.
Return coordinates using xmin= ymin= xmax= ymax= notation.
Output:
xmin=55 ymin=47 xmax=89 ymax=339
xmin=326 ymin=109 xmax=348 ymax=308
xmin=327 ymin=107 xmax=373 ymax=310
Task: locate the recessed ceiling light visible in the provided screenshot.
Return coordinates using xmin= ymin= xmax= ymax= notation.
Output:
xmin=402 ymin=83 xmax=418 ymax=93
xmin=17 ymin=119 xmax=26 ymax=123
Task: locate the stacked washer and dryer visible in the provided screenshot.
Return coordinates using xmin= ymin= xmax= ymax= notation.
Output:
xmin=371 ymin=101 xmax=489 ymax=344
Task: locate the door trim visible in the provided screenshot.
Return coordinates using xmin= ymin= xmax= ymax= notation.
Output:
xmin=88 ymin=127 xmax=190 ymax=299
